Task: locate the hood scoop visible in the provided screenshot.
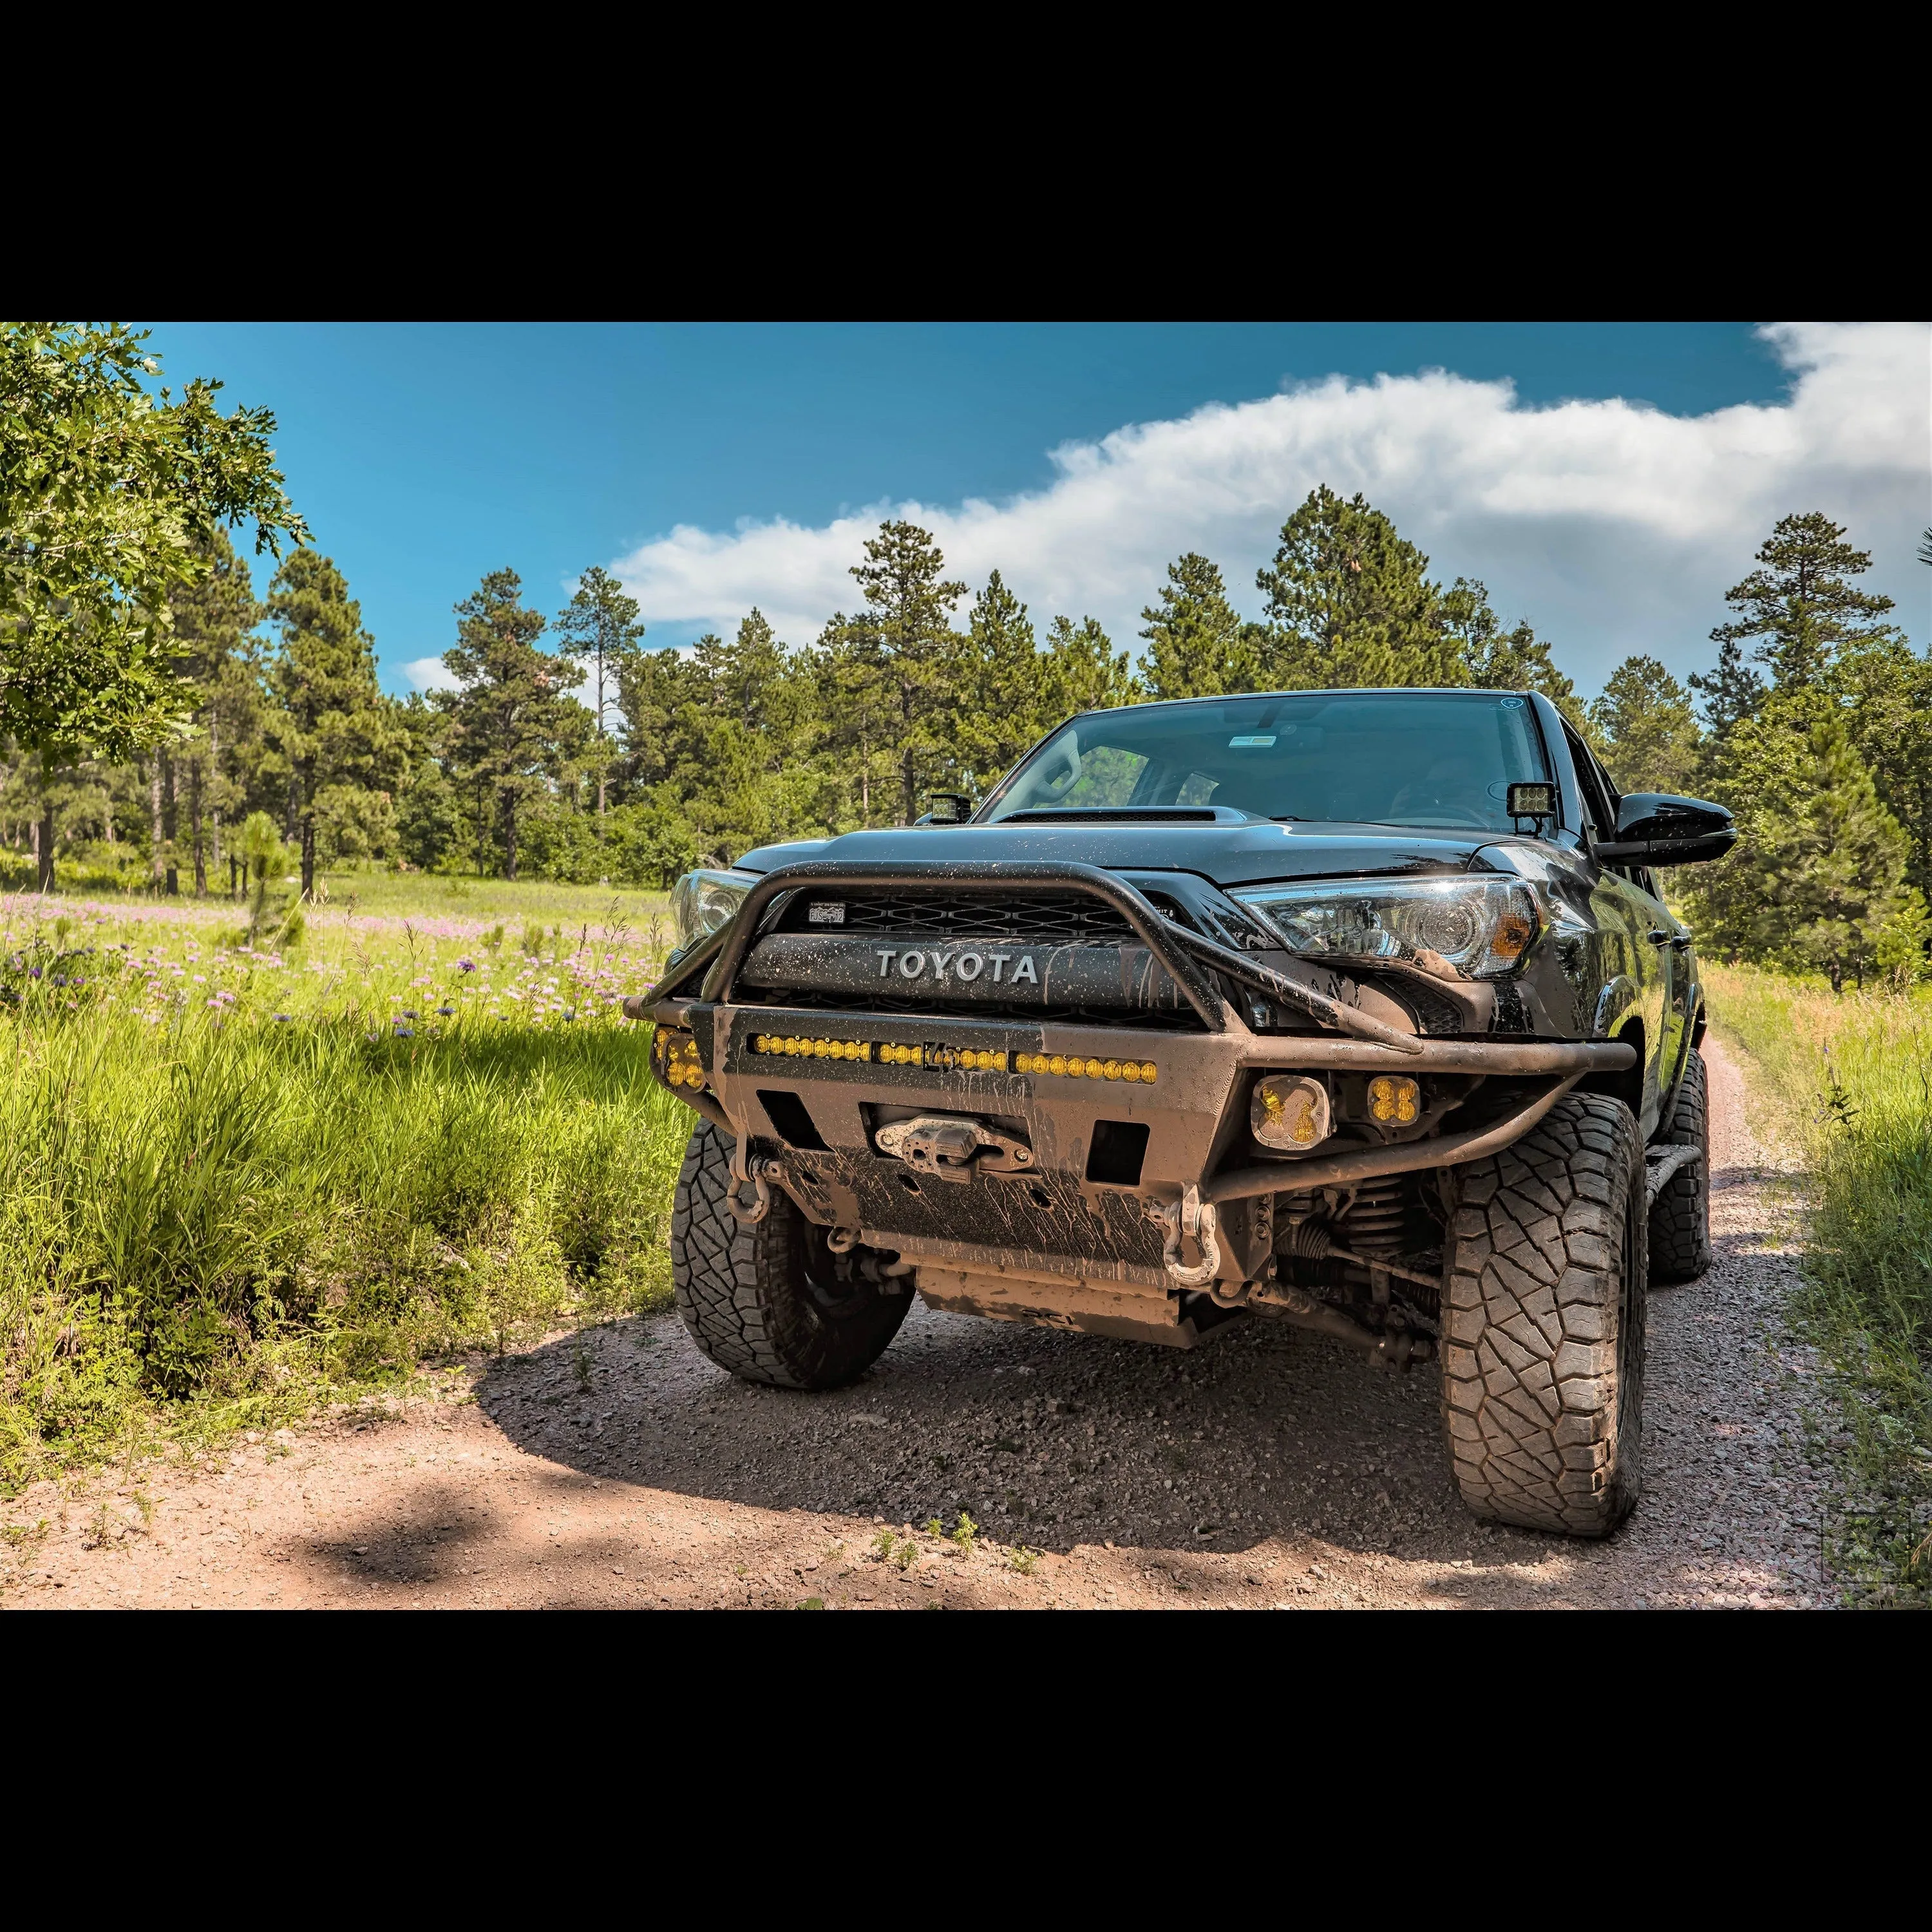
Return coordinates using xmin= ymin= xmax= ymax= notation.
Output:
xmin=1000 ymin=806 xmax=1230 ymax=824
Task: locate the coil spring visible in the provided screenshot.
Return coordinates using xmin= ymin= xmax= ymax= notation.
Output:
xmin=1340 ymin=1176 xmax=1411 ymax=1256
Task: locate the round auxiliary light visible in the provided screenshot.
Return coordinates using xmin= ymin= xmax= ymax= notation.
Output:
xmin=1048 ymin=1055 xmax=1067 ymax=1076
xmin=1251 ymin=1074 xmax=1331 ymax=1151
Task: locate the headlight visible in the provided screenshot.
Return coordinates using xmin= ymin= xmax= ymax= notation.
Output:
xmin=1231 ymin=878 xmax=1540 ymax=981
xmin=670 ymin=868 xmax=757 ymax=949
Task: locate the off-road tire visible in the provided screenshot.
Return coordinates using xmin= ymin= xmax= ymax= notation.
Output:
xmin=1441 ymin=1092 xmax=1647 ymax=1537
xmin=1649 ymin=1045 xmax=1711 ymax=1284
xmin=670 ymin=1121 xmax=911 ymax=1390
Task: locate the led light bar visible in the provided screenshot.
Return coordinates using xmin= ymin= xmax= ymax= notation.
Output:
xmin=751 ymin=1034 xmax=876 ymax=1063
xmin=1014 ymin=1052 xmax=1156 ymax=1084
xmin=746 ymin=1034 xmax=1156 ymax=1083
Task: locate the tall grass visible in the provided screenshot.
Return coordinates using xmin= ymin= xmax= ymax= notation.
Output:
xmin=1705 ymin=963 xmax=1932 ymax=1604
xmin=0 ymin=892 xmax=691 ymax=1493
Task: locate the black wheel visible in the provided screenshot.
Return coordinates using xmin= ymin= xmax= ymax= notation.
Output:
xmin=669 ymin=1121 xmax=912 ymax=1389
xmin=1441 ymin=1092 xmax=1647 ymax=1537
xmin=1650 ymin=1046 xmax=1712 ymax=1284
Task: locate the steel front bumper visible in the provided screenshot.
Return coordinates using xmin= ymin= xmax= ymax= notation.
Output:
xmin=647 ymin=998 xmax=1631 ymax=1280
xmin=639 ymin=859 xmax=1634 ymax=1311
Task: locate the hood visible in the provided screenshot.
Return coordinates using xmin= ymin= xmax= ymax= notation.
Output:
xmin=732 ymin=819 xmax=1499 ymax=889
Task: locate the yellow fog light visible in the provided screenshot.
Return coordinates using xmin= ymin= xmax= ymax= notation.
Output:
xmin=1368 ymin=1074 xmax=1421 ymax=1124
xmin=1102 ymin=1059 xmax=1122 ymax=1080
xmin=1251 ymin=1074 xmax=1331 ymax=1150
xmin=1048 ymin=1055 xmax=1067 ymax=1076
xmin=751 ymin=1034 xmax=767 ymax=1053
xmin=1121 ymin=1061 xmax=1142 ymax=1083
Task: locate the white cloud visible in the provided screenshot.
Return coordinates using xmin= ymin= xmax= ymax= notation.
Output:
xmin=402 ymin=656 xmax=459 ymax=692
xmin=402 ymin=651 xmax=608 ymax=719
xmin=609 ymin=323 xmax=1930 ymax=694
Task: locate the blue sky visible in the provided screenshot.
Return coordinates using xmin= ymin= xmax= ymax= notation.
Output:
xmin=146 ymin=322 xmax=1929 ymax=699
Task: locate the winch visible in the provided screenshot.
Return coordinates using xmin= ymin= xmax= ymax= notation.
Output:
xmin=872 ymin=1113 xmax=1034 ymax=1183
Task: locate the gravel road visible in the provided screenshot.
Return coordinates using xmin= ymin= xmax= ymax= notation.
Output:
xmin=3 ymin=1037 xmax=1832 ymax=1610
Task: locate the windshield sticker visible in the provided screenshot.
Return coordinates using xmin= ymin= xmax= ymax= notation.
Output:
xmin=1227 ymin=735 xmax=1276 ymax=747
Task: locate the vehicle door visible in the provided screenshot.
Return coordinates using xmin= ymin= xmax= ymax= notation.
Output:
xmin=1618 ymin=853 xmax=1689 ymax=1116
xmin=1563 ymin=724 xmax=1667 ymax=1139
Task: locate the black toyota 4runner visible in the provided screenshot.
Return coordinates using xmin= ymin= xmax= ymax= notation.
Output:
xmin=638 ymin=688 xmax=1734 ymax=1537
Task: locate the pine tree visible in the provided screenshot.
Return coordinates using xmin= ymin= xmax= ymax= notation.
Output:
xmin=1254 ymin=486 xmax=1462 ymax=688
xmin=1761 ymin=714 xmax=1911 ymax=990
xmin=1042 ymin=615 xmax=1142 ymax=718
xmin=957 ymin=572 xmax=1048 ymax=790
xmin=695 ymin=610 xmax=795 ymax=738
xmin=553 ymin=565 xmax=645 ymax=832
xmin=439 ymin=569 xmax=585 ymax=880
xmin=1708 ymin=511 xmax=1897 ymax=691
xmin=1689 ymin=692 xmax=1908 ymax=985
xmin=1692 ymin=509 xmax=1930 ymax=911
xmin=844 ymin=521 xmax=969 ymax=824
xmin=1588 ymin=656 xmax=1702 ymax=796
xmin=1687 ymin=636 xmax=1765 ymax=742
xmin=810 ymin=612 xmax=896 ymax=826
xmin=1139 ymin=553 xmax=1258 ymax=698
xmin=1836 ymin=632 xmax=1932 ymax=897
xmin=614 ymin=645 xmax=708 ymax=791
xmin=263 ymin=552 xmax=406 ymax=898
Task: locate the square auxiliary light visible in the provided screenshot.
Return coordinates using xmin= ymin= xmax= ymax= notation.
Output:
xmin=1506 ymin=782 xmax=1557 ymax=819
xmin=1368 ymin=1075 xmax=1420 ymax=1124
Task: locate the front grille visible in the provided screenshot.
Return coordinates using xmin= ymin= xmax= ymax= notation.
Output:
xmin=785 ymin=892 xmax=1138 ymax=944
xmin=737 ymin=985 xmax=1210 ymax=1030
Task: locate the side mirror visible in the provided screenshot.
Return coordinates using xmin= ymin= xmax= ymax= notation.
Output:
xmin=1593 ymin=792 xmax=1736 ymax=867
xmin=925 ymin=791 xmax=973 ymax=824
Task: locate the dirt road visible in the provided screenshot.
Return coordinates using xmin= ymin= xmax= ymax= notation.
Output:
xmin=4 ymin=1038 xmax=1831 ymax=1610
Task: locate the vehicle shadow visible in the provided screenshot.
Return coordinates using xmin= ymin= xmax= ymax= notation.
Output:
xmin=471 ymin=1297 xmax=1554 ymax=1577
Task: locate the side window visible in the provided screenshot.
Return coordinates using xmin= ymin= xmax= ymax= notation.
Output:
xmin=1567 ymin=729 xmax=1657 ymax=892
xmin=1562 ymin=728 xmax=1615 ymax=840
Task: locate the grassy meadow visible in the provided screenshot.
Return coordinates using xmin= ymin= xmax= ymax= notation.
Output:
xmin=1 ymin=873 xmax=692 ymax=1493
xmin=1704 ymin=963 xmax=1932 ymax=1604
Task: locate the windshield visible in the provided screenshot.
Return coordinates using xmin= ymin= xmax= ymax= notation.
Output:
xmin=982 ymin=691 xmax=1554 ymax=832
